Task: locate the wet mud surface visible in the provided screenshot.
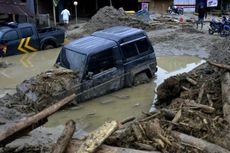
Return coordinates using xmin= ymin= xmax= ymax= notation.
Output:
xmin=1 ymin=6 xmax=230 ymax=153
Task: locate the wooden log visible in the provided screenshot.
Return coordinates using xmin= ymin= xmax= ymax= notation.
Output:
xmin=66 ymin=140 xmax=160 ymax=153
xmin=134 ymin=142 xmax=156 ymax=151
xmin=140 ymin=112 xmax=160 ymax=122
xmin=197 ymin=83 xmax=205 ymax=103
xmin=208 ymin=61 xmax=230 ymax=71
xmin=221 ymin=72 xmax=230 ymax=124
xmin=185 ymin=100 xmax=215 ymax=113
xmin=207 ymin=94 xmax=213 ymax=107
xmin=120 ymin=116 xmax=136 ymax=125
xmin=172 ymin=131 xmax=230 ymax=153
xmin=167 ymin=109 xmax=182 ymax=131
xmin=50 ymin=120 xmax=76 ymax=153
xmin=0 ymin=94 xmax=76 ymax=146
xmin=181 ymin=86 xmax=190 ymax=91
xmin=186 ymin=77 xmax=197 ymax=86
xmin=76 ymin=120 xmax=118 ymax=153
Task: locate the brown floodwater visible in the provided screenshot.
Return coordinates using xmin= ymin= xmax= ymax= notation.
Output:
xmin=0 ymin=48 xmax=60 ymax=97
xmin=0 ymin=48 xmax=205 ymax=132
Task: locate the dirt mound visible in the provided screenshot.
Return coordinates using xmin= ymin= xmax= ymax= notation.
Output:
xmin=209 ymin=37 xmax=230 ymax=64
xmin=106 ymin=64 xmax=230 ymax=152
xmin=84 ymin=6 xmax=153 ymax=33
xmin=0 ymin=69 xmax=79 ymax=112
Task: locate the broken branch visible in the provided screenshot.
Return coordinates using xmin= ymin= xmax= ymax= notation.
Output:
xmin=172 ymin=131 xmax=230 ymax=153
xmin=208 ymin=61 xmax=230 ymax=71
xmin=0 ymin=94 xmax=76 ymax=146
xmin=50 ymin=120 xmax=76 ymax=153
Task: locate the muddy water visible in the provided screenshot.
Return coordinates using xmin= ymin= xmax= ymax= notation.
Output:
xmin=45 ymin=56 xmax=205 ymax=132
xmin=0 ymin=49 xmax=204 ymax=132
xmin=0 ymin=48 xmax=60 ymax=97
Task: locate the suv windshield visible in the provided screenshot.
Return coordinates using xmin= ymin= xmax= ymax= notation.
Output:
xmin=56 ymin=48 xmax=87 ymax=73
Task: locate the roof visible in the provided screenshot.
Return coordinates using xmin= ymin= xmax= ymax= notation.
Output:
xmin=65 ymin=36 xmax=117 ymax=55
xmin=0 ymin=27 xmax=11 ymax=32
xmin=0 ymin=0 xmax=34 ymax=16
xmin=92 ymin=26 xmax=145 ymax=43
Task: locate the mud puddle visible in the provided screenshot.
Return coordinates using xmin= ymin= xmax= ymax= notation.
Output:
xmin=45 ymin=56 xmax=205 ymax=132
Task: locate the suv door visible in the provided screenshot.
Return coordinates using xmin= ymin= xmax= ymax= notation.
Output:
xmin=20 ymin=27 xmax=39 ymax=52
xmin=120 ymin=37 xmax=156 ymax=86
xmin=80 ymin=47 xmax=123 ymax=101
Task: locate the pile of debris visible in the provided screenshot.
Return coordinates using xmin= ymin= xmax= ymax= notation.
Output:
xmin=84 ymin=6 xmax=153 ymax=33
xmin=102 ymin=38 xmax=230 ymax=153
xmin=0 ymin=69 xmax=80 ymax=114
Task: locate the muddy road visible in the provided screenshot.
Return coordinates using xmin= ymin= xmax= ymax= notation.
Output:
xmin=0 ymin=6 xmax=227 ymax=152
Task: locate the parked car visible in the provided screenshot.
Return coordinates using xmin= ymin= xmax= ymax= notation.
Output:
xmin=56 ymin=26 xmax=158 ymax=102
xmin=0 ymin=22 xmax=65 ymax=56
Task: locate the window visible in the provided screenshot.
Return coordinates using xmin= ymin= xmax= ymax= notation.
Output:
xmin=87 ymin=48 xmax=115 ymax=75
xmin=3 ymin=31 xmax=19 ymax=41
xmin=136 ymin=38 xmax=150 ymax=53
xmin=121 ymin=43 xmax=138 ymax=59
xmin=58 ymin=48 xmax=86 ymax=73
xmin=21 ymin=27 xmax=33 ymax=38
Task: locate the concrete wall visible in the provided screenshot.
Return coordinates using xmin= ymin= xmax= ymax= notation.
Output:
xmin=149 ymin=0 xmax=172 ymax=13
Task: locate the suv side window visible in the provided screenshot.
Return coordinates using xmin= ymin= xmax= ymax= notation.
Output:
xmin=87 ymin=48 xmax=115 ymax=75
xmin=121 ymin=43 xmax=138 ymax=59
xmin=3 ymin=30 xmax=19 ymax=41
xmin=136 ymin=38 xmax=151 ymax=53
xmin=21 ymin=27 xmax=33 ymax=38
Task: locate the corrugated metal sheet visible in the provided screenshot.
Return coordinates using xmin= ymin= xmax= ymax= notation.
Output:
xmin=0 ymin=0 xmax=34 ymax=16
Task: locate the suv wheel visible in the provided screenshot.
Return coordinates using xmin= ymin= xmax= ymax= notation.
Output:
xmin=43 ymin=42 xmax=56 ymax=50
xmin=134 ymin=72 xmax=150 ymax=86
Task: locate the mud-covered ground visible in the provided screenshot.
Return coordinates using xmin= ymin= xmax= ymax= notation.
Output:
xmin=1 ymin=6 xmax=229 ymax=153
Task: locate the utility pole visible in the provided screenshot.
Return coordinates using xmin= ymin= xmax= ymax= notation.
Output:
xmin=74 ymin=1 xmax=78 ymax=24
xmin=53 ymin=4 xmax=56 ymax=26
xmin=109 ymin=0 xmax=112 ymax=6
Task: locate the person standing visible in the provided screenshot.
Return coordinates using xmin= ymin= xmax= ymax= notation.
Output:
xmin=196 ymin=5 xmax=207 ymax=30
xmin=61 ymin=8 xmax=71 ymax=30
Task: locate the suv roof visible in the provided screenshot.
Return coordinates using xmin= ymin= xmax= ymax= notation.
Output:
xmin=64 ymin=35 xmax=117 ymax=55
xmin=92 ymin=26 xmax=145 ymax=43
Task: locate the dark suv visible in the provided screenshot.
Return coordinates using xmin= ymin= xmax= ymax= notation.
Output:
xmin=56 ymin=26 xmax=157 ymax=102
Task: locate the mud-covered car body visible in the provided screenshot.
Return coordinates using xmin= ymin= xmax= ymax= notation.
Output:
xmin=56 ymin=26 xmax=157 ymax=102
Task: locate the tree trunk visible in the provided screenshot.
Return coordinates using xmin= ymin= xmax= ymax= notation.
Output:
xmin=208 ymin=61 xmax=230 ymax=71
xmin=50 ymin=120 xmax=76 ymax=153
xmin=66 ymin=140 xmax=160 ymax=153
xmin=172 ymin=131 xmax=230 ymax=153
xmin=0 ymin=94 xmax=76 ymax=146
xmin=221 ymin=72 xmax=230 ymax=124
